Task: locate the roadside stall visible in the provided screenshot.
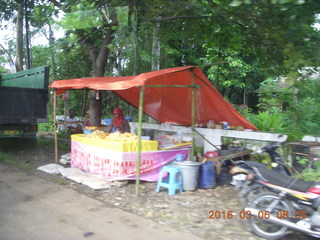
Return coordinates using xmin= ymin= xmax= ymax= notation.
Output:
xmin=70 ymin=132 xmax=190 ymax=181
xmin=49 ymin=66 xmax=257 ymax=193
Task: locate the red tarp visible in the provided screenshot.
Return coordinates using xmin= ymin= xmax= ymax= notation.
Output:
xmin=49 ymin=66 xmax=257 ymax=130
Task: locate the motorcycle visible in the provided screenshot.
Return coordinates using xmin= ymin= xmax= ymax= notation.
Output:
xmin=224 ymin=139 xmax=320 ymax=238
xmin=228 ymin=140 xmax=291 ymax=204
xmin=243 ymin=166 xmax=320 ymax=239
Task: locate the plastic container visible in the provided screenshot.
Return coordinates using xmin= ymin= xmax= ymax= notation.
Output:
xmin=83 ymin=129 xmax=93 ymax=135
xmin=175 ymin=153 xmax=185 ymax=162
xmin=141 ymin=136 xmax=150 ymax=140
xmin=142 ymin=129 xmax=155 ymax=140
xmin=205 ymin=151 xmax=219 ymax=158
xmin=125 ymin=116 xmax=133 ymax=122
xmin=199 ymin=162 xmax=216 ymax=189
xmin=216 ymin=173 xmax=233 ymax=186
xmin=221 ymin=122 xmax=231 ymax=130
xmin=104 ymin=118 xmax=112 ymax=126
xmin=174 ymin=161 xmax=201 ymax=191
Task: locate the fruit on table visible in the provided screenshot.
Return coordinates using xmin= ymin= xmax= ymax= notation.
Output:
xmin=85 ymin=131 xmax=139 ymax=141
xmin=105 ymin=132 xmax=138 ymax=141
xmin=85 ymin=126 xmax=105 ymax=130
xmin=86 ymin=130 xmax=109 ymax=139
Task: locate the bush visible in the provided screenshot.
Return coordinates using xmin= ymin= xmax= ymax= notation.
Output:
xmin=38 ymin=122 xmax=54 ymax=132
xmin=244 ymin=110 xmax=289 ymax=132
xmin=297 ymin=157 xmax=320 ymax=181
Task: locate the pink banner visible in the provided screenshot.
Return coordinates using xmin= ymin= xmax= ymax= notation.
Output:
xmin=71 ymin=140 xmax=190 ymax=181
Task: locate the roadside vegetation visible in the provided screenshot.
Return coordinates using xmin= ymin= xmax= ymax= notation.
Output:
xmin=0 ymin=145 xmax=34 ymax=171
xmin=1 ymin=1 xmax=319 ymax=180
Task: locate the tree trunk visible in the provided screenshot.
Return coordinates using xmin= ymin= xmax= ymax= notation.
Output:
xmin=15 ymin=0 xmax=24 ymax=72
xmin=81 ymin=90 xmax=89 ymax=116
xmin=151 ymin=22 xmax=160 ymax=71
xmin=89 ymin=90 xmax=103 ymax=126
xmin=48 ymin=23 xmax=58 ymax=80
xmin=130 ymin=4 xmax=139 ymax=116
xmin=149 ymin=22 xmax=161 ymax=123
xmin=89 ymin=28 xmax=115 ymax=126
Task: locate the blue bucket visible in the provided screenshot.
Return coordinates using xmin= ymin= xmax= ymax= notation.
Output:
xmin=125 ymin=116 xmax=133 ymax=122
xmin=199 ymin=162 xmax=216 ymax=189
xmin=175 ymin=153 xmax=185 ymax=162
xmin=104 ymin=118 xmax=112 ymax=126
xmin=83 ymin=129 xmax=93 ymax=135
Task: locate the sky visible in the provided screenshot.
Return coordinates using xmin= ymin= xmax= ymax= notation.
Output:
xmin=0 ymin=21 xmax=65 ymax=71
xmin=0 ymin=24 xmax=65 ymax=47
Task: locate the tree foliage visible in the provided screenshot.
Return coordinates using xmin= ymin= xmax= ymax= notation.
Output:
xmin=0 ymin=0 xmax=319 ymax=134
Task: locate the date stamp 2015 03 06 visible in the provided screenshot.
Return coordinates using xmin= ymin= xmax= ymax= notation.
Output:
xmin=208 ymin=210 xmax=307 ymax=220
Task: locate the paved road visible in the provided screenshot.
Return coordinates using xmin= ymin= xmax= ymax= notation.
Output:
xmin=0 ymin=162 xmax=204 ymax=240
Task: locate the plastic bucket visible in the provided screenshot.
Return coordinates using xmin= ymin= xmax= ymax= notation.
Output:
xmin=216 ymin=173 xmax=233 ymax=186
xmin=205 ymin=151 xmax=219 ymax=158
xmin=174 ymin=161 xmax=201 ymax=191
xmin=125 ymin=116 xmax=133 ymax=122
xmin=104 ymin=118 xmax=112 ymax=126
xmin=83 ymin=129 xmax=93 ymax=135
xmin=175 ymin=153 xmax=185 ymax=162
xmin=199 ymin=162 xmax=216 ymax=189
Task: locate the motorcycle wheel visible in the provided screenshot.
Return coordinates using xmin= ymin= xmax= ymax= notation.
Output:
xmin=239 ymin=183 xmax=267 ymax=205
xmin=248 ymin=191 xmax=293 ymax=239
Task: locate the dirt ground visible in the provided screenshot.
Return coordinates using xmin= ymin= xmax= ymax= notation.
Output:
xmin=0 ymin=136 xmax=317 ymax=240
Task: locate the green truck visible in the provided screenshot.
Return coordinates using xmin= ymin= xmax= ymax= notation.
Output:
xmin=0 ymin=66 xmax=50 ymax=137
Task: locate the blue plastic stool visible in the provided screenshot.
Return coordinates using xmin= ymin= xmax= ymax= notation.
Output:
xmin=156 ymin=165 xmax=183 ymax=195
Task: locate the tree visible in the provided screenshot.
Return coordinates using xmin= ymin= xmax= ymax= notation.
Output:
xmin=29 ymin=2 xmax=61 ymax=79
xmin=130 ymin=0 xmax=319 ymax=106
xmin=0 ymin=0 xmax=25 ymax=72
xmin=15 ymin=0 xmax=24 ymax=71
xmin=52 ymin=0 xmax=133 ymax=125
xmin=2 ymin=0 xmax=319 ymax=123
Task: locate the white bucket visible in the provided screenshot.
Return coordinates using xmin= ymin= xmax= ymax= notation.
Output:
xmin=174 ymin=161 xmax=201 ymax=191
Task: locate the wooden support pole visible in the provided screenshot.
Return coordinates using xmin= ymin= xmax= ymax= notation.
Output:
xmin=53 ymin=91 xmax=58 ymax=164
xmin=191 ymin=72 xmax=196 ymax=161
xmin=137 ymin=84 xmax=202 ymax=88
xmin=135 ymin=87 xmax=145 ymax=195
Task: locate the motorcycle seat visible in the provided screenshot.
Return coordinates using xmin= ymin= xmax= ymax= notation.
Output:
xmin=256 ymin=166 xmax=315 ymax=193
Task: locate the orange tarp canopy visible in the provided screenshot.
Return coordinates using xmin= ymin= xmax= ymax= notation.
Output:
xmin=49 ymin=66 xmax=257 ymax=130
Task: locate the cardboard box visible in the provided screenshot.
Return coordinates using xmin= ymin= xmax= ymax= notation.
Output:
xmin=201 ymin=157 xmax=222 ymax=174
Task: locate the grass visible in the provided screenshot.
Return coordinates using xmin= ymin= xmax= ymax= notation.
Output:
xmin=53 ymin=178 xmax=70 ymax=185
xmin=0 ymin=151 xmax=34 ymax=171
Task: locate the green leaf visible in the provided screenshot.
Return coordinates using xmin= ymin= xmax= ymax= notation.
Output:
xmin=229 ymin=0 xmax=242 ymax=7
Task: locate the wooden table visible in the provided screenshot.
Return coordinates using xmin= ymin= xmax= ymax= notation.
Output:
xmin=215 ymin=149 xmax=253 ymax=161
xmin=201 ymin=149 xmax=253 ymax=174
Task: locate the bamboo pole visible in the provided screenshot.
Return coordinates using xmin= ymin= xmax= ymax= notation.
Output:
xmin=137 ymin=84 xmax=202 ymax=88
xmin=191 ymin=72 xmax=196 ymax=161
xmin=135 ymin=87 xmax=145 ymax=195
xmin=53 ymin=91 xmax=58 ymax=164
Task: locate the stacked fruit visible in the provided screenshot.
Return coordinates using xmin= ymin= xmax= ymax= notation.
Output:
xmin=85 ymin=130 xmax=109 ymax=139
xmin=105 ymin=132 xmax=138 ymax=141
xmin=85 ymin=131 xmax=139 ymax=141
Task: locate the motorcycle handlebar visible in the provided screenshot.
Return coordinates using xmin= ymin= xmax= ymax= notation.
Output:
xmin=251 ymin=149 xmax=264 ymax=155
xmin=251 ymin=141 xmax=285 ymax=155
